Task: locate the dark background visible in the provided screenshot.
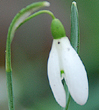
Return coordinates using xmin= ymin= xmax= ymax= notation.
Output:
xmin=0 ymin=0 xmax=99 ymax=110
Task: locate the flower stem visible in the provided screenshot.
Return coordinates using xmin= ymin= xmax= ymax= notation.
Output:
xmin=62 ymin=79 xmax=71 ymax=110
xmin=18 ymin=10 xmax=55 ymax=28
xmin=5 ymin=1 xmax=55 ymax=110
xmin=65 ymin=94 xmax=71 ymax=110
xmin=6 ymin=72 xmax=14 ymax=110
xmin=6 ymin=28 xmax=14 ymax=110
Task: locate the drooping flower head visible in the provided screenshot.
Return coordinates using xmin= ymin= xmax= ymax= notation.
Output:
xmin=47 ymin=18 xmax=88 ymax=107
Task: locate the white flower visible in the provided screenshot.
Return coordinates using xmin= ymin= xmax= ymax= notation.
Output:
xmin=47 ymin=36 xmax=88 ymax=107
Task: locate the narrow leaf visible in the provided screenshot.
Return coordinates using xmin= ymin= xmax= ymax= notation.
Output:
xmin=63 ymin=2 xmax=80 ymax=110
xmin=70 ymin=1 xmax=79 ymax=53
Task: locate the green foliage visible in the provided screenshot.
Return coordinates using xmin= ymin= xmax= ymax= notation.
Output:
xmin=70 ymin=1 xmax=79 ymax=53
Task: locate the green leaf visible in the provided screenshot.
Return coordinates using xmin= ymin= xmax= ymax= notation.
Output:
xmin=63 ymin=1 xmax=80 ymax=110
xmin=70 ymin=1 xmax=80 ymax=53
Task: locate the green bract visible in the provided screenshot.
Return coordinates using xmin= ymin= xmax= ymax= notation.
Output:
xmin=51 ymin=18 xmax=66 ymax=39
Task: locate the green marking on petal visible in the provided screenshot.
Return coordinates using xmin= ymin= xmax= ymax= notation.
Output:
xmin=61 ymin=70 xmax=65 ymax=75
xmin=51 ymin=18 xmax=66 ymax=39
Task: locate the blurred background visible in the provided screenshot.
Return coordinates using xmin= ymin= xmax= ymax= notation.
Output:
xmin=0 ymin=0 xmax=99 ymax=110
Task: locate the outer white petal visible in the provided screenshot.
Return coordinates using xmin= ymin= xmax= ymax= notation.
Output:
xmin=47 ymin=40 xmax=66 ymax=107
xmin=59 ymin=37 xmax=88 ymax=105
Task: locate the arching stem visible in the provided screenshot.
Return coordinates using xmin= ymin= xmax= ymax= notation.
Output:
xmin=5 ymin=1 xmax=55 ymax=110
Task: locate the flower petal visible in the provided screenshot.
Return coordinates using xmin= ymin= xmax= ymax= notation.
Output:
xmin=60 ymin=37 xmax=88 ymax=105
xmin=47 ymin=41 xmax=66 ymax=107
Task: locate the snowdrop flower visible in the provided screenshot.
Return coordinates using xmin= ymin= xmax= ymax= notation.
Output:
xmin=47 ymin=18 xmax=88 ymax=107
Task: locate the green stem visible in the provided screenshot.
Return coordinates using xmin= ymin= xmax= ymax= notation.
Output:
xmin=65 ymin=94 xmax=71 ymax=110
xmin=18 ymin=10 xmax=55 ymax=29
xmin=6 ymin=72 xmax=14 ymax=110
xmin=62 ymin=80 xmax=71 ymax=110
xmin=6 ymin=26 xmax=14 ymax=110
xmin=5 ymin=1 xmax=55 ymax=110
